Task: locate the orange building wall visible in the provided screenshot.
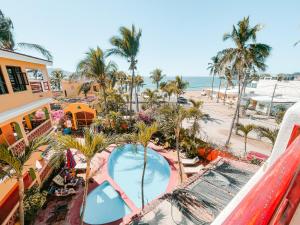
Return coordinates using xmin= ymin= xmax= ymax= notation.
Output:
xmin=0 ymin=57 xmax=52 ymax=113
xmin=0 ymin=124 xmax=15 ymax=145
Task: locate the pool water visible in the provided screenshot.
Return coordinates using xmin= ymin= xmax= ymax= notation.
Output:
xmin=83 ymin=181 xmax=131 ymax=224
xmin=108 ymin=144 xmax=171 ymax=208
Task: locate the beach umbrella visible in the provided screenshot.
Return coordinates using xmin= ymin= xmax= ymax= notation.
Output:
xmin=66 ymin=148 xmax=76 ymax=168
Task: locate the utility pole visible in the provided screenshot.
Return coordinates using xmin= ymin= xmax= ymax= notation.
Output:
xmin=268 ymin=83 xmax=277 ymax=117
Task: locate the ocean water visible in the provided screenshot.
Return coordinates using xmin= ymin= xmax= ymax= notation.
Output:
xmin=142 ymin=76 xmax=223 ymax=91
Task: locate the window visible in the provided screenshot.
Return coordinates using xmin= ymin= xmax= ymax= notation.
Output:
xmin=0 ymin=67 xmax=8 ymax=95
xmin=25 ymin=69 xmax=44 ymax=80
xmin=6 ymin=66 xmax=28 ymax=92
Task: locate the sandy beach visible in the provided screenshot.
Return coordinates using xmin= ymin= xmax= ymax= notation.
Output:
xmin=183 ymin=90 xmax=276 ymax=156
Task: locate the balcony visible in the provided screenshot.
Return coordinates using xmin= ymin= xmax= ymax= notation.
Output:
xmin=7 ymin=138 xmax=26 ymax=156
xmin=27 ymin=119 xmax=52 ymax=143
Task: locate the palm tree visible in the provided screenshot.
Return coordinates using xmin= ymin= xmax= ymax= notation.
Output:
xmin=142 ymin=88 xmax=161 ymax=109
xmin=78 ymin=82 xmax=92 ymax=98
xmin=171 ymin=76 xmax=189 ymax=101
xmin=0 ymin=10 xmax=52 ymax=60
xmin=50 ymin=69 xmax=66 ymax=91
xmin=55 ymin=129 xmax=110 ymax=225
xmin=107 ymin=25 xmax=142 ymax=114
xmin=0 ymin=137 xmax=49 ymax=225
xmin=135 ymin=122 xmax=158 ymax=208
xmin=217 ymin=17 xmax=271 ymax=147
xmin=187 ymin=99 xmax=203 ymax=139
xmin=256 ymin=126 xmax=278 ymax=148
xmin=150 ymin=69 xmax=165 ymax=90
xmin=236 ymin=123 xmax=256 ymax=156
xmin=161 ymin=82 xmax=175 ymax=102
xmin=207 ymin=56 xmax=221 ymax=100
xmin=77 ymin=47 xmax=117 ymax=113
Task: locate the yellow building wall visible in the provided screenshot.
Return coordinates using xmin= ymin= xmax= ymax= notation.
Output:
xmin=0 ymin=57 xmax=52 ymax=113
xmin=60 ymin=80 xmax=99 ymax=98
xmin=0 ymin=124 xmax=15 ymax=145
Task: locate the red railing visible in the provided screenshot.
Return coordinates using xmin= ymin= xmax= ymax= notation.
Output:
xmin=30 ymin=81 xmax=43 ymax=93
xmin=27 ymin=119 xmax=52 ymax=142
xmin=222 ymin=135 xmax=300 ymax=225
xmin=8 ymin=138 xmax=26 ymax=156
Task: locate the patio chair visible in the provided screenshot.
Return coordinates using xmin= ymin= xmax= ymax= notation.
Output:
xmin=181 ymin=156 xmax=199 ymax=166
xmin=183 ymin=164 xmax=204 ymax=175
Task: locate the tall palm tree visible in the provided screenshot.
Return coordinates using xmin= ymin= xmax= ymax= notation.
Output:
xmin=55 ymin=129 xmax=110 ymax=225
xmin=187 ymin=99 xmax=203 ymax=139
xmin=150 ymin=68 xmax=165 ymax=90
xmin=217 ymin=17 xmax=271 ymax=147
xmin=77 ymin=47 xmax=117 ymax=113
xmin=171 ymin=76 xmax=189 ymax=101
xmin=136 ymin=122 xmax=158 ymax=208
xmin=256 ymin=126 xmax=278 ymax=148
xmin=0 ymin=137 xmax=49 ymax=225
xmin=236 ymin=123 xmax=256 ymax=156
xmin=0 ymin=10 xmax=52 ymax=60
xmin=50 ymin=69 xmax=66 ymax=91
xmin=107 ymin=25 xmax=142 ymax=114
xmin=78 ymin=81 xmax=92 ymax=98
xmin=207 ymin=56 xmax=221 ymax=100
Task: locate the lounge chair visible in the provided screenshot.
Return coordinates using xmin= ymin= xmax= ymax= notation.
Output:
xmin=54 ymin=188 xmax=77 ymax=197
xmin=181 ymin=157 xmax=199 ymax=166
xmin=183 ymin=164 xmax=204 ymax=175
xmin=53 ymin=175 xmax=80 ymax=187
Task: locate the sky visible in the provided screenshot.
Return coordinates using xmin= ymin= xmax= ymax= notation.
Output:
xmin=1 ymin=0 xmax=300 ymax=77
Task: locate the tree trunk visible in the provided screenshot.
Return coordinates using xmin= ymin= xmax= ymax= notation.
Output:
xmin=211 ymin=74 xmax=215 ymax=100
xmin=244 ymin=136 xmax=247 ymax=157
xmin=135 ymin=85 xmax=139 ymax=112
xmin=101 ymin=86 xmax=108 ymax=113
xmin=17 ymin=175 xmax=25 ymax=225
xmin=223 ymin=83 xmax=228 ymax=105
xmin=81 ymin=159 xmax=91 ymax=225
xmin=176 ymin=123 xmax=183 ymax=183
xmin=217 ymin=78 xmax=222 ymax=103
xmin=157 ymin=82 xmax=159 ymax=90
xmin=141 ymin=146 xmax=147 ymax=208
xmin=225 ymin=76 xmax=247 ymax=147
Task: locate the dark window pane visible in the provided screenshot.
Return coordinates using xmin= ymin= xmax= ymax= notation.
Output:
xmin=0 ymin=67 xmax=8 ymax=95
xmin=6 ymin=66 xmax=27 ymax=92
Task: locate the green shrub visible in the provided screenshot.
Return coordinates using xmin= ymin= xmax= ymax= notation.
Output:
xmin=24 ymin=185 xmax=47 ymax=224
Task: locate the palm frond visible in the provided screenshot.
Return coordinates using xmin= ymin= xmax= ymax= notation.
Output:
xmin=17 ymin=42 xmax=52 ymax=61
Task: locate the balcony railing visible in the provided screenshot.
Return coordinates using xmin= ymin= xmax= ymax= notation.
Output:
xmin=8 ymin=138 xmax=26 ymax=156
xmin=27 ymin=119 xmax=52 ymax=143
xmin=29 ymin=81 xmax=50 ymax=93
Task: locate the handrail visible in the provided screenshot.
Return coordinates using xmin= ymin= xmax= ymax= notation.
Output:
xmin=221 ymin=135 xmax=300 ymax=225
xmin=7 ymin=138 xmax=25 ymax=151
xmin=27 ymin=119 xmax=50 ymax=137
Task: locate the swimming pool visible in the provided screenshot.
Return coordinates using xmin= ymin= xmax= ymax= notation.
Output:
xmin=108 ymin=144 xmax=171 ymax=208
xmin=83 ymin=181 xmax=131 ymax=224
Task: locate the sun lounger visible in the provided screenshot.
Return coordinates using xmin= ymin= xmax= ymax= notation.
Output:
xmin=181 ymin=157 xmax=199 ymax=165
xmin=183 ymin=164 xmax=204 ymax=175
xmin=54 ymin=188 xmax=77 ymax=197
xmin=53 ymin=174 xmax=80 ymax=188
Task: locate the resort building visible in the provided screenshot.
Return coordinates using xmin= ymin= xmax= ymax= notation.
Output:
xmin=0 ymin=49 xmax=54 ymax=224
